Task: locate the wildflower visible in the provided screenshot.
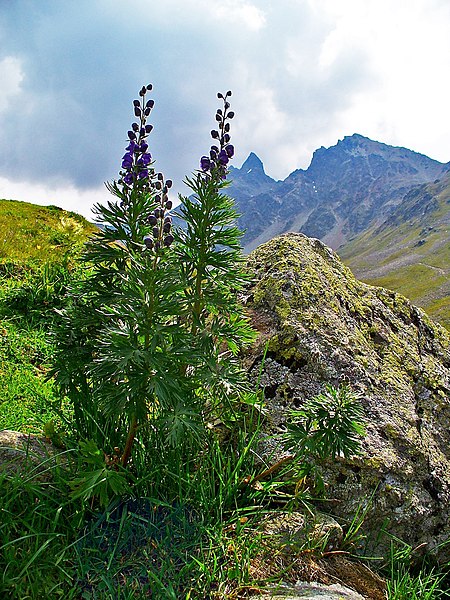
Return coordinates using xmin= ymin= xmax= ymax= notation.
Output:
xmin=200 ymin=156 xmax=211 ymax=171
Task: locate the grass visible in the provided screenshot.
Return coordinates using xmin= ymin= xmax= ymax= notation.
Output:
xmin=338 ymin=175 xmax=450 ymax=330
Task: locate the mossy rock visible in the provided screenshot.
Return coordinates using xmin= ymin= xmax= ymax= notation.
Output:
xmin=245 ymin=233 xmax=450 ymax=561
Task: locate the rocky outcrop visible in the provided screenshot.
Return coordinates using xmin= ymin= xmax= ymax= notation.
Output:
xmin=244 ymin=233 xmax=450 ymax=560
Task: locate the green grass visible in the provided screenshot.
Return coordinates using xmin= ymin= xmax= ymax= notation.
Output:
xmin=339 ymin=175 xmax=450 ymax=329
xmin=0 ymin=199 xmax=97 ymax=263
xmin=0 ymin=320 xmax=62 ymax=432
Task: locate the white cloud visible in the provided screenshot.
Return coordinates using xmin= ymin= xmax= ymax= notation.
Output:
xmin=0 ymin=176 xmax=107 ymax=221
xmin=209 ymin=0 xmax=267 ymax=30
xmin=0 ymin=56 xmax=24 ymax=113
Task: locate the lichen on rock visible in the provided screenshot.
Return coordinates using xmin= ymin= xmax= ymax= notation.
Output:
xmin=244 ymin=233 xmax=450 ymax=560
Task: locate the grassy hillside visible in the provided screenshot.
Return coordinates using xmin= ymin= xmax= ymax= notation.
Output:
xmin=339 ymin=173 xmax=450 ymax=329
xmin=0 ymin=199 xmax=97 ymax=263
xmin=0 ymin=199 xmax=96 ymax=432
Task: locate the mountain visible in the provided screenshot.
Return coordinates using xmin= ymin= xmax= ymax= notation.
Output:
xmin=339 ymin=172 xmax=450 ymax=329
xmin=229 ymin=134 xmax=448 ymax=252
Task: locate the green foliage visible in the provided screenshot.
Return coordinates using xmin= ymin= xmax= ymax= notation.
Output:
xmin=284 ymin=384 xmax=366 ymax=461
xmin=385 ymin=539 xmax=448 ymax=599
xmin=1 ymin=258 xmax=86 ymax=326
xmin=68 ymin=440 xmax=131 ymax=508
xmin=0 ymin=320 xmax=64 ymax=432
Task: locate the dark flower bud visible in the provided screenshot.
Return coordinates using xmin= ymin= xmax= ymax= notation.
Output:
xmin=226 ymin=90 xmax=232 ymax=97
xmin=224 ymin=133 xmax=230 ymax=143
xmin=211 ymin=130 xmax=219 ymax=139
xmin=132 ymin=123 xmax=139 ymax=132
xmin=155 ymin=181 xmax=162 ymax=190
xmin=166 ymin=179 xmax=173 ymax=188
xmin=154 ymin=208 xmax=161 ymax=218
xmin=225 ymin=102 xmax=230 ymax=110
xmin=134 ymin=107 xmax=141 ymax=117
xmin=144 ymin=107 xmax=151 ymax=116
xmin=164 ymin=215 xmax=172 ymax=223
xmin=217 ymin=92 xmax=224 ymax=99
xmin=139 ymin=86 xmax=147 ymax=96
xmin=146 ymin=84 xmax=153 ymax=91
xmin=147 ymin=99 xmax=155 ymax=108
xmin=148 ymin=214 xmax=157 ymax=225
xmin=165 ymin=199 xmax=173 ymax=209
xmin=228 ymin=111 xmax=235 ymax=119
xmin=157 ymin=172 xmax=164 ymax=181
xmin=211 ymin=145 xmax=219 ymax=153
xmin=210 ymin=149 xmax=217 ymax=160
xmin=200 ymin=156 xmax=211 ymax=171
xmin=127 ymin=131 xmax=136 ymax=140
xmin=145 ymin=124 xmax=153 ymax=133
xmin=218 ymin=149 xmax=229 ymax=165
xmin=163 ymin=222 xmax=171 ymax=233
xmin=133 ymin=100 xmax=140 ymax=107
xmin=216 ymin=108 xmax=223 ymax=116
xmin=215 ymin=114 xmax=221 ymax=122
xmin=163 ymin=234 xmax=174 ymax=247
xmin=225 ymin=144 xmax=234 ymax=158
xmin=144 ymin=236 xmax=153 ymax=249
xmin=153 ymin=226 xmax=159 ymax=237
xmin=155 ymin=194 xmax=161 ymax=203
xmin=224 ymin=123 xmax=230 ymax=132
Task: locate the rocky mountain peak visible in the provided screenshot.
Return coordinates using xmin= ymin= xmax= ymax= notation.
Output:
xmin=240 ymin=152 xmax=266 ymax=174
xmin=231 ymin=135 xmax=447 ymax=254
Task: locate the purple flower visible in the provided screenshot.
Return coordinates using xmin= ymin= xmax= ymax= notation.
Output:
xmin=122 ymin=152 xmax=133 ymax=169
xmin=138 ymin=169 xmax=149 ymax=179
xmin=200 ymin=156 xmax=211 ymax=171
xmin=140 ymin=142 xmax=149 ymax=152
xmin=218 ymin=149 xmax=229 ymax=165
xmin=225 ymin=144 xmax=234 ymax=158
xmin=141 ymin=153 xmax=151 ymax=166
xmin=124 ymin=173 xmax=134 ymax=185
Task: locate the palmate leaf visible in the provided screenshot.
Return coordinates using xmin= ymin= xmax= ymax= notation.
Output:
xmin=284 ymin=384 xmax=366 ymax=460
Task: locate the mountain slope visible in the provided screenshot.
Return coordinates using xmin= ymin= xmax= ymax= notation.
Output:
xmin=0 ymin=199 xmax=97 ymax=263
xmin=229 ymin=134 xmax=447 ymax=252
xmin=339 ymin=172 xmax=450 ymax=329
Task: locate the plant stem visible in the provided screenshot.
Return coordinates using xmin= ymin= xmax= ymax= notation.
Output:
xmin=121 ymin=414 xmax=138 ymax=467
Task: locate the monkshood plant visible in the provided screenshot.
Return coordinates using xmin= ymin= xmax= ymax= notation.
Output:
xmin=51 ymin=86 xmax=255 ymax=495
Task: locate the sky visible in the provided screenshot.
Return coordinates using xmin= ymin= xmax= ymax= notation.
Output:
xmin=0 ymin=0 xmax=449 ymax=219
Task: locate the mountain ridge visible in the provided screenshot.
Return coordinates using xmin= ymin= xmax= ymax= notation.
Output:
xmin=229 ymin=134 xmax=448 ymax=252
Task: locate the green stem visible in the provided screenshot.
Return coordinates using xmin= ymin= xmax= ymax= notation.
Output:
xmin=121 ymin=414 xmax=138 ymax=467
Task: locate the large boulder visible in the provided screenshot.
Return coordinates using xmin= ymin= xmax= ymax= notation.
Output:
xmin=244 ymin=233 xmax=450 ymax=560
